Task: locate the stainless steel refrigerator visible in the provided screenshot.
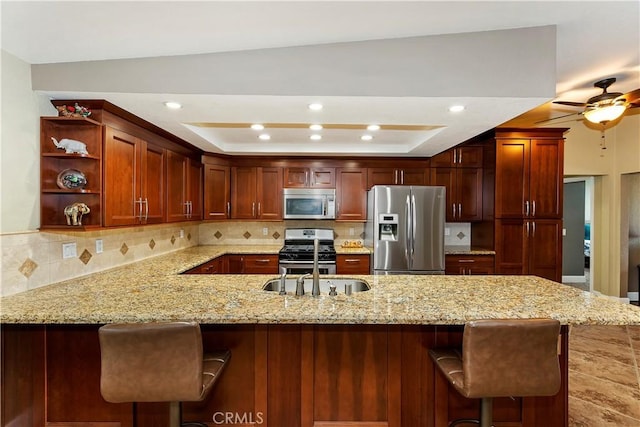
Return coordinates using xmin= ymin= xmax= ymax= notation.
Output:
xmin=365 ymin=185 xmax=446 ymax=274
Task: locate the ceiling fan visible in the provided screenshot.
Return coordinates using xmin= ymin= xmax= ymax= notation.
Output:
xmin=539 ymin=77 xmax=640 ymax=125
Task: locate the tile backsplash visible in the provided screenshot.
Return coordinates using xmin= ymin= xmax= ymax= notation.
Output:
xmin=1 ymin=222 xmax=199 ymax=296
xmin=198 ymin=221 xmax=365 ymax=247
xmin=444 ymin=222 xmax=471 ymax=249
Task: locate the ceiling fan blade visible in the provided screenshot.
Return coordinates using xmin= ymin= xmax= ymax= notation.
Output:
xmin=620 ymin=88 xmax=640 ymax=104
xmin=552 ymin=100 xmax=588 ymax=107
xmin=535 ymin=112 xmax=581 ymax=124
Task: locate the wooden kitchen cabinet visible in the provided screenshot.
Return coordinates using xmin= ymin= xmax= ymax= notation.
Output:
xmin=430 ymin=166 xmax=482 ymax=222
xmin=104 ymin=127 xmax=165 ymax=226
xmin=284 ymin=167 xmax=335 ymax=188
xmin=203 ymin=163 xmax=230 ymax=220
xmin=367 ymin=167 xmax=428 ymax=188
xmin=40 ymin=117 xmax=104 ymax=229
xmin=166 ymin=150 xmax=202 ymax=222
xmin=495 ymin=136 xmax=564 ymax=219
xmin=445 ymin=254 xmax=495 ymax=275
xmin=183 ymin=256 xmax=227 ymax=274
xmin=231 ymin=167 xmax=283 ymax=220
xmin=225 ymin=254 xmax=279 ymax=274
xmin=495 ymin=218 xmax=562 ymax=281
xmin=336 ymin=254 xmax=371 ymax=274
xmin=335 ymin=168 xmax=367 ymax=221
xmin=430 ymin=145 xmax=483 ymax=168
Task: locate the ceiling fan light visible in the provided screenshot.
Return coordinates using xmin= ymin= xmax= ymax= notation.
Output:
xmin=583 ymin=104 xmax=627 ymax=124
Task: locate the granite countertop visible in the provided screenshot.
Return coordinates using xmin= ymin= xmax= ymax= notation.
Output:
xmin=1 ymin=246 xmax=639 ymax=326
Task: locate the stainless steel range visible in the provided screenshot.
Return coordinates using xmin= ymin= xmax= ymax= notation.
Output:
xmin=278 ymin=228 xmax=336 ymax=275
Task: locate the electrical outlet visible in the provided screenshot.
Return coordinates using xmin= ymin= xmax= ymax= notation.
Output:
xmin=62 ymin=242 xmax=77 ymax=259
xmin=179 ymin=229 xmax=185 ymax=238
xmin=95 ymin=239 xmax=104 ymax=254
xmin=349 ymin=227 xmax=355 ymax=236
xmin=444 ymin=227 xmax=451 ymax=236
xmin=263 ymin=227 xmax=269 ymax=236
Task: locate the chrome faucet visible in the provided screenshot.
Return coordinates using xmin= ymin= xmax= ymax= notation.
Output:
xmin=279 ymin=268 xmax=288 ymax=295
xmin=295 ymin=238 xmax=322 ymax=297
xmin=311 ymin=238 xmax=320 ymax=296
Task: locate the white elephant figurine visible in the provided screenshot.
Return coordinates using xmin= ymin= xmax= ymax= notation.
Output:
xmin=51 ymin=137 xmax=89 ymax=155
xmin=64 ymin=203 xmax=90 ymax=226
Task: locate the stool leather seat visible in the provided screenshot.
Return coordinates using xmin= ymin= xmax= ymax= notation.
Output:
xmin=99 ymin=321 xmax=230 ymax=426
xmin=429 ymin=318 xmax=561 ymax=427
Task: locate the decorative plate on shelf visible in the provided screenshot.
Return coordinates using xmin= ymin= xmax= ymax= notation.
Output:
xmin=56 ymin=169 xmax=87 ymax=190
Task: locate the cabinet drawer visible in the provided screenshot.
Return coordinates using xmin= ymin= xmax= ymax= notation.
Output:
xmin=445 ymin=254 xmax=495 ymax=275
xmin=336 ymin=254 xmax=371 ymax=274
xmin=243 ymin=255 xmax=279 ymax=274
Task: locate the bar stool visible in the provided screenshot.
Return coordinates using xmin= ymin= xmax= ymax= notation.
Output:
xmin=99 ymin=321 xmax=230 ymax=427
xmin=429 ymin=318 xmax=561 ymax=427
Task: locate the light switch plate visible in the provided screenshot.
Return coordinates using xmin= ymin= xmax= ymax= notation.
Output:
xmin=62 ymin=242 xmax=77 ymax=259
xmin=179 ymin=229 xmax=185 ymax=238
xmin=96 ymin=239 xmax=103 ymax=254
xmin=263 ymin=227 xmax=269 ymax=236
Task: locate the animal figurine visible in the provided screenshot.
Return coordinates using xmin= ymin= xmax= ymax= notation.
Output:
xmin=64 ymin=203 xmax=90 ymax=226
xmin=51 ymin=137 xmax=89 ymax=155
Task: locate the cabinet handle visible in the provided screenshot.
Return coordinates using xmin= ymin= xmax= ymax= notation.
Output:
xmin=400 ymin=170 xmax=405 ymax=184
xmin=254 ymin=259 xmax=271 ymax=264
xmin=227 ymin=202 xmax=231 ymax=218
xmin=257 ymin=202 xmax=261 ymax=217
xmin=344 ymin=259 xmax=361 ymax=263
xmin=452 ymin=203 xmax=456 ymax=218
xmin=525 ymin=200 xmax=530 ymax=217
xmin=526 ymin=221 xmax=530 ymax=237
xmin=532 ymin=221 xmax=536 ymax=236
xmin=306 ymin=171 xmax=310 ymax=186
xmin=458 ymin=203 xmax=462 ymax=218
xmin=136 ymin=198 xmax=143 ymax=221
xmin=458 ymin=259 xmax=475 ymax=263
xmin=394 ymin=170 xmax=399 ymax=184
xmin=532 ymin=200 xmax=536 ymax=217
xmin=143 ymin=198 xmax=149 ymax=221
xmin=453 ymin=149 xmax=457 ymax=164
xmin=252 ymin=202 xmax=256 ymax=217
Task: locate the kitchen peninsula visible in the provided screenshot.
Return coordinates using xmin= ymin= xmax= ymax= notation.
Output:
xmin=3 ymin=246 xmax=640 ymax=427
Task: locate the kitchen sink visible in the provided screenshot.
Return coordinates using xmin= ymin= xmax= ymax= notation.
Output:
xmin=262 ymin=278 xmax=370 ymax=294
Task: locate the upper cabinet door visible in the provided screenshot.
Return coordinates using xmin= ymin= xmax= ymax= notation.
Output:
xmin=231 ymin=167 xmax=258 ymax=219
xmin=336 ymin=168 xmax=367 ymax=221
xmin=187 ymin=160 xmax=203 ymax=221
xmin=257 ymin=167 xmax=283 ymax=220
xmin=140 ymin=143 xmax=165 ymax=224
xmin=204 ymin=164 xmax=230 ymax=220
xmin=284 ymin=167 xmax=334 ymax=188
xmin=104 ymin=127 xmax=141 ymax=226
xmin=430 ymin=146 xmax=483 ymax=168
xmin=529 ymin=139 xmax=564 ymax=219
xmin=495 ymin=139 xmax=530 ymax=218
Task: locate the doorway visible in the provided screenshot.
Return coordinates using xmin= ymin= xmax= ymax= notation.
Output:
xmin=562 ymin=177 xmax=593 ymax=291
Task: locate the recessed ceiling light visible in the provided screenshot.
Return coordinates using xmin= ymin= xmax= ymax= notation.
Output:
xmin=258 ymin=134 xmax=271 ymax=140
xmin=361 ymin=135 xmax=373 ymax=141
xmin=367 ymin=124 xmax=380 ymax=131
xmin=310 ymin=134 xmax=322 ymax=141
xmin=164 ymin=101 xmax=182 ymax=109
xmin=449 ymin=105 xmax=465 ymax=112
xmin=308 ymin=103 xmax=323 ymax=111
xmin=309 ymin=124 xmax=323 ymax=131
xmin=251 ymin=124 xmax=264 ymax=130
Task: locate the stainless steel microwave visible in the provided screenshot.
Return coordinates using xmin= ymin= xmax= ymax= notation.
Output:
xmin=283 ymin=188 xmax=336 ymax=220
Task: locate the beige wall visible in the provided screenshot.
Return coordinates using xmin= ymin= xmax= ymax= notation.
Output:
xmin=563 ymin=113 xmax=640 ymax=297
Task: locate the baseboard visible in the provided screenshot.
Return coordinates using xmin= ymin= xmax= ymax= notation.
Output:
xmin=562 ymin=275 xmax=586 ymax=283
xmin=628 ymin=291 xmax=639 ymax=302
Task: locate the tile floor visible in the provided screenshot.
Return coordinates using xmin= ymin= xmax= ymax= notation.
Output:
xmin=568 ymin=324 xmax=640 ymax=426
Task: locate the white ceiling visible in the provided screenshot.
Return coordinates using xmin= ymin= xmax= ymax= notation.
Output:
xmin=2 ymin=1 xmax=639 ymax=157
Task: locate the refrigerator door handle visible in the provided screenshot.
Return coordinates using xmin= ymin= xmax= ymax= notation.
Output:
xmin=411 ymin=193 xmax=417 ymax=261
xmin=405 ymin=194 xmax=412 ymax=268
